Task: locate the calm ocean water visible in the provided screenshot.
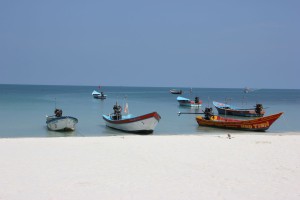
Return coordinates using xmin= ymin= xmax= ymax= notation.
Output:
xmin=0 ymin=84 xmax=299 ymax=138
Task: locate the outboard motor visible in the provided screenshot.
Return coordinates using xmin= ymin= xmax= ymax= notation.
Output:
xmin=195 ymin=97 xmax=199 ymax=104
xmin=112 ymin=102 xmax=122 ymax=120
xmin=255 ymin=104 xmax=263 ymax=115
xmin=204 ymin=107 xmax=213 ymax=120
xmin=54 ymin=109 xmax=62 ymax=117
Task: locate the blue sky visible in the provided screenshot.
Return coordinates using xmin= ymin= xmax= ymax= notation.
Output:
xmin=1 ymin=0 xmax=299 ymax=89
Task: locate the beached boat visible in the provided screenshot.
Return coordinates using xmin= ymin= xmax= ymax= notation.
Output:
xmin=92 ymin=90 xmax=107 ymax=99
xmin=177 ymin=96 xmax=202 ymax=107
xmin=46 ymin=109 xmax=78 ymax=131
xmin=102 ymin=103 xmax=161 ymax=134
xmin=213 ymin=101 xmax=265 ymax=117
xmin=170 ymin=89 xmax=182 ymax=94
xmin=195 ymin=108 xmax=283 ymax=131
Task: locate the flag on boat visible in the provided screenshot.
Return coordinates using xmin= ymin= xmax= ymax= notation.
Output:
xmin=124 ymin=102 xmax=129 ymax=114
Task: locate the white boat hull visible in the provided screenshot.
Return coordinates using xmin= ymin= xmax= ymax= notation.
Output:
xmin=177 ymin=96 xmax=202 ymax=107
xmin=92 ymin=90 xmax=107 ymax=99
xmin=178 ymin=102 xmax=202 ymax=107
xmin=46 ymin=116 xmax=78 ymax=131
xmin=102 ymin=112 xmax=160 ymax=134
xmin=93 ymin=95 xmax=107 ymax=99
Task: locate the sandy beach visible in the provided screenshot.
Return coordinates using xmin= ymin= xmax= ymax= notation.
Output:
xmin=1 ymin=134 xmax=300 ymax=200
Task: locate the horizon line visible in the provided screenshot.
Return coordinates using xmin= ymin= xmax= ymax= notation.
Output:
xmin=0 ymin=83 xmax=299 ymax=90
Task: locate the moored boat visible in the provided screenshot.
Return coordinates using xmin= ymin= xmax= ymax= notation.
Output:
xmin=102 ymin=102 xmax=161 ymax=134
xmin=170 ymin=89 xmax=182 ymax=94
xmin=177 ymin=96 xmax=202 ymax=107
xmin=92 ymin=90 xmax=107 ymax=99
xmin=195 ymin=108 xmax=283 ymax=131
xmin=46 ymin=109 xmax=78 ymax=131
xmin=213 ymin=101 xmax=265 ymax=117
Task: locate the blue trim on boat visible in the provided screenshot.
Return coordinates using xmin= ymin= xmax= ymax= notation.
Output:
xmin=213 ymin=101 xmax=255 ymax=110
xmin=177 ymin=96 xmax=190 ymax=101
xmin=102 ymin=114 xmax=135 ymax=121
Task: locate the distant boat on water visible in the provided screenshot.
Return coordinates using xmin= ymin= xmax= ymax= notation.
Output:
xmin=243 ymin=87 xmax=260 ymax=93
xmin=177 ymin=96 xmax=202 ymax=107
xmin=213 ymin=101 xmax=265 ymax=117
xmin=170 ymin=89 xmax=182 ymax=94
xmin=92 ymin=90 xmax=107 ymax=99
xmin=46 ymin=109 xmax=78 ymax=131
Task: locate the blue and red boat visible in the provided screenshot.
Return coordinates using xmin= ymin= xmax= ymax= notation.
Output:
xmin=213 ymin=101 xmax=265 ymax=117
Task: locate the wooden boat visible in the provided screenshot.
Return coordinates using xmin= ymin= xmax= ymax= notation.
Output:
xmin=170 ymin=89 xmax=182 ymax=94
xmin=102 ymin=103 xmax=161 ymax=134
xmin=213 ymin=101 xmax=265 ymax=117
xmin=177 ymin=96 xmax=202 ymax=107
xmin=195 ymin=108 xmax=283 ymax=131
xmin=92 ymin=90 xmax=107 ymax=99
xmin=46 ymin=109 xmax=78 ymax=131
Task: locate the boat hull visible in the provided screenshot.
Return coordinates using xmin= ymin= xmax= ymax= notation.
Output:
xmin=215 ymin=107 xmax=265 ymax=117
xmin=46 ymin=116 xmax=78 ymax=131
xmin=196 ymin=112 xmax=283 ymax=131
xmin=102 ymin=112 xmax=161 ymax=134
xmin=178 ymin=102 xmax=201 ymax=107
xmin=177 ymin=96 xmax=202 ymax=107
xmin=170 ymin=89 xmax=182 ymax=94
xmin=213 ymin=101 xmax=265 ymax=117
xmin=93 ymin=95 xmax=107 ymax=99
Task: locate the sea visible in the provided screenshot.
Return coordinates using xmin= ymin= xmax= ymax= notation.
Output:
xmin=0 ymin=84 xmax=299 ymax=138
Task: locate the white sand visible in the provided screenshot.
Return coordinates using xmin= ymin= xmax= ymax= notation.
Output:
xmin=0 ymin=134 xmax=300 ymax=200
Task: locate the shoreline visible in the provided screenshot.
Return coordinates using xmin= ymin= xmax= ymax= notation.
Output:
xmin=1 ymin=134 xmax=300 ymax=200
xmin=1 ymin=129 xmax=300 ymax=139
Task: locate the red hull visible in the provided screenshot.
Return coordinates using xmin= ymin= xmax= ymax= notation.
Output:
xmin=196 ymin=112 xmax=283 ymax=131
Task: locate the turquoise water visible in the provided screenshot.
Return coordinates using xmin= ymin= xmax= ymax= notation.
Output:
xmin=0 ymin=84 xmax=299 ymax=137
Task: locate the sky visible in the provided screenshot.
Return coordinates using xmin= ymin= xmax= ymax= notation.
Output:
xmin=0 ymin=0 xmax=299 ymax=89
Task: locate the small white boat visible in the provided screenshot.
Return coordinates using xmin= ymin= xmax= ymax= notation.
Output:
xmin=177 ymin=96 xmax=202 ymax=107
xmin=46 ymin=109 xmax=78 ymax=131
xmin=92 ymin=90 xmax=107 ymax=99
xmin=102 ymin=103 xmax=161 ymax=134
xmin=170 ymin=89 xmax=182 ymax=94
